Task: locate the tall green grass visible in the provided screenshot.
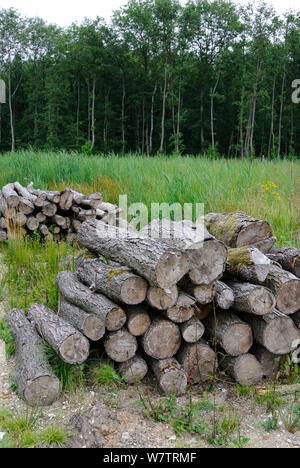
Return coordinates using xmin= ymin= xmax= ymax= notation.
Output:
xmin=0 ymin=150 xmax=299 ymax=246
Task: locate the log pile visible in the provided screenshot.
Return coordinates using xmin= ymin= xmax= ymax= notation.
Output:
xmin=4 ymin=211 xmax=300 ymax=406
xmin=0 ymin=181 xmax=124 ymax=243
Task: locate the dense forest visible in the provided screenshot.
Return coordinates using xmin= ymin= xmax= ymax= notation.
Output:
xmin=0 ymin=0 xmax=299 ymax=157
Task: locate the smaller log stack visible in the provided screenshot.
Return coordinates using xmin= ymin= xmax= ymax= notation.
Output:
xmin=0 ymin=182 xmax=124 ymax=243
xmin=4 ymin=210 xmax=300 ymax=406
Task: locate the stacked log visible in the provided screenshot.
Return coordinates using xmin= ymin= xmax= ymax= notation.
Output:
xmin=0 ymin=181 xmax=125 ymax=243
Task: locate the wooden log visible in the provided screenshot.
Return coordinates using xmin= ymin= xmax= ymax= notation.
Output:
xmin=125 ymin=305 xmax=151 ymax=336
xmin=76 ymin=258 xmax=148 ymax=305
xmin=226 ymin=246 xmax=271 ymax=282
xmin=59 ymin=188 xmax=73 ymax=211
xmin=14 ymin=182 xmax=37 ymax=203
xmin=147 ymin=285 xmax=178 ymax=310
xmin=2 ymin=183 xmax=20 ymax=208
xmin=36 ymin=212 xmax=46 ymax=223
xmin=149 ymin=357 xmax=187 ymax=395
xmin=104 ymin=328 xmax=137 ymax=363
xmin=251 ymin=344 xmax=281 ymax=378
xmin=268 ymin=247 xmax=300 ymax=278
xmin=0 ymin=192 xmax=7 ymax=215
xmin=292 ymin=310 xmax=300 ymax=329
xmin=180 ymin=316 xmax=205 ymax=343
xmin=58 ymin=297 xmax=105 ymax=341
xmin=255 ymin=263 xmax=300 ymax=314
xmin=178 ymin=276 xmax=215 ymax=304
xmin=177 ymin=340 xmax=216 ymax=383
xmin=226 ymin=281 xmax=276 ymax=316
xmin=221 ymin=354 xmax=262 ymax=385
xmin=72 ymin=219 xmax=82 ymax=232
xmin=98 ymin=202 xmax=122 ymax=216
xmin=119 ymin=354 xmax=148 ymax=384
xmin=6 ymin=308 xmax=61 ymax=406
xmin=0 ymin=230 xmax=7 ymax=242
xmin=28 ymin=303 xmax=90 ymax=365
xmin=0 ymin=216 xmax=7 ymax=229
xmin=253 ymin=236 xmax=277 ymax=254
xmin=194 ymin=303 xmax=211 ymax=321
xmin=241 ymin=311 xmax=300 ymax=355
xmin=26 ymin=216 xmax=39 ymax=231
xmin=164 ymin=293 xmax=195 ymax=323
xmin=77 ymin=219 xmax=189 ymax=289
xmin=13 ymin=212 xmax=27 ymax=227
xmin=141 ymin=318 xmax=181 ymax=360
xmin=42 ymin=201 xmax=57 ymax=217
xmin=214 ymin=281 xmax=234 ymax=310
xmin=51 ymin=214 xmax=68 ymax=230
xmin=39 ymin=224 xmax=53 ymax=240
xmin=204 ymin=211 xmax=272 ymax=248
xmin=203 ymin=310 xmax=253 ymax=356
xmin=46 ymin=191 xmax=61 ymax=204
xmin=56 ymin=271 xmax=126 ymax=331
xmin=140 ymin=219 xmax=227 ymax=285
xmin=77 ymin=209 xmax=96 ymax=222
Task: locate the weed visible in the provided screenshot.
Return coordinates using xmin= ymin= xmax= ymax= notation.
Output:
xmin=0 ymin=320 xmax=15 ymax=355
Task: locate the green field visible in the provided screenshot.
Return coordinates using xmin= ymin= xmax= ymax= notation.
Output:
xmin=0 ymin=151 xmax=299 ymax=247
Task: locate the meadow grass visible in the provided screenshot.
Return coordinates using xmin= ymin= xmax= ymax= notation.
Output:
xmin=0 ymin=150 xmax=298 ymax=246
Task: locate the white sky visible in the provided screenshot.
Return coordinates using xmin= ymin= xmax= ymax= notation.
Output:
xmin=0 ymin=0 xmax=298 ymax=26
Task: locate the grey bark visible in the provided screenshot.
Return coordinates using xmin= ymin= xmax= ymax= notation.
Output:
xmin=226 ymin=281 xmax=276 ymax=315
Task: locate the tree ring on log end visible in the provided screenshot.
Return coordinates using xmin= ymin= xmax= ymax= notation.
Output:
xmin=234 ymin=355 xmax=262 ymax=385
xmin=276 ymin=280 xmax=300 ymax=314
xmin=156 ymin=250 xmax=189 ymax=289
xmin=84 ymin=315 xmax=106 ymax=341
xmin=106 ymin=307 xmax=127 ymax=331
xmin=24 ymin=375 xmax=61 ymax=407
xmin=121 ymin=277 xmax=148 ymax=305
xmin=143 ymin=320 xmax=181 ymax=359
xmin=59 ymin=333 xmax=90 ymax=364
xmin=222 ymin=324 xmax=253 ymax=356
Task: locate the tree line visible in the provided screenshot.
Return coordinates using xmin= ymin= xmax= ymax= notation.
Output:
xmin=0 ymin=0 xmax=299 ymax=157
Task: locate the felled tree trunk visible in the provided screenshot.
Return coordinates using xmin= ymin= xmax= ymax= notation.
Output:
xmin=141 ymin=318 xmax=181 ymax=360
xmin=164 ymin=293 xmax=195 ymax=323
xmin=125 ymin=305 xmax=151 ymax=336
xmin=221 ymin=354 xmax=262 ymax=385
xmin=28 ymin=303 xmax=90 ymax=365
xmin=147 ymin=285 xmax=178 ymax=310
xmin=140 ymin=219 xmax=227 ymax=285
xmin=180 ymin=316 xmax=205 ymax=343
xmin=178 ymin=276 xmax=215 ymax=304
xmin=204 ymin=310 xmax=253 ymax=356
xmin=204 ymin=211 xmax=272 ymax=248
xmin=177 ymin=340 xmax=216 ymax=384
xmin=226 ymin=281 xmax=275 ymax=315
xmin=255 ymin=264 xmax=300 ymax=314
xmin=6 ymin=308 xmax=61 ymax=406
xmin=268 ymin=247 xmax=300 ymax=278
xmin=77 ymin=219 xmax=189 ymax=289
xmin=241 ymin=310 xmax=300 ymax=355
xmin=104 ymin=329 xmax=137 ymax=363
xmin=251 ymin=344 xmax=281 ymax=378
xmin=226 ymin=246 xmax=271 ymax=282
xmin=2 ymin=183 xmax=20 ymax=207
xmin=119 ymin=354 xmax=148 ymax=384
xmin=149 ymin=357 xmax=187 ymax=395
xmin=214 ymin=281 xmax=234 ymax=310
xmin=56 ymin=271 xmax=126 ymax=331
xmin=58 ymin=297 xmax=105 ymax=341
xmin=76 ymin=257 xmax=148 ymax=305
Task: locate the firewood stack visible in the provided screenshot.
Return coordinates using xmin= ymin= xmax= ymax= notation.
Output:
xmin=0 ymin=181 xmax=123 ymax=243
xmin=5 ymin=211 xmax=300 ymax=406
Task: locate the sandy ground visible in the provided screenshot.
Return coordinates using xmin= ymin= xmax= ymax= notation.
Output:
xmin=0 ymin=254 xmax=300 ymax=449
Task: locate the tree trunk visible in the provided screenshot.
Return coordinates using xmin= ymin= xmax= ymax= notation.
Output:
xmin=214 ymin=281 xmax=234 ymax=310
xmin=76 ymin=257 xmax=148 ymax=305
xmin=226 ymin=281 xmax=275 ymax=316
xmin=104 ymin=328 xmax=137 ymax=363
xmin=56 ymin=271 xmax=126 ymax=332
xmin=221 ymin=354 xmax=262 ymax=385
xmin=6 ymin=308 xmax=61 ymax=406
xmin=177 ymin=340 xmax=216 ymax=384
xmin=159 ymin=55 xmax=168 ymax=153
xmin=28 ymin=303 xmax=90 ymax=365
xmin=141 ymin=318 xmax=181 ymax=360
xmin=149 ymin=357 xmax=187 ymax=395
xmin=8 ymin=72 xmax=15 ymax=152
xmin=90 ymin=78 xmax=96 ymax=151
xmin=267 ymin=247 xmax=300 ymax=278
xmin=2 ymin=183 xmax=19 ymax=208
xmin=150 ymin=83 xmax=157 ymax=155
xmin=119 ymin=354 xmax=148 ymax=384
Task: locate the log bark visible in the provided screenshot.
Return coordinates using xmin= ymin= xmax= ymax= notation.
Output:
xmin=251 ymin=344 xmax=281 ymax=378
xmin=119 ymin=354 xmax=148 ymax=384
xmin=60 ymin=189 xmax=73 ymax=211
xmin=178 ymin=277 xmax=215 ymax=304
xmin=203 ymin=310 xmax=253 ymax=356
xmin=28 ymin=303 xmax=90 ymax=365
xmin=221 ymin=354 xmax=262 ymax=385
xmin=204 ymin=211 xmax=272 ymax=248
xmin=0 ymin=192 xmax=7 ymax=215
xmin=214 ymin=281 xmax=234 ymax=310
xmin=149 ymin=357 xmax=187 ymax=395
xmin=147 ymin=285 xmax=178 ymax=310
xmin=180 ymin=316 xmax=205 ymax=343
xmin=177 ymin=340 xmax=216 ymax=384
xmin=254 ymin=263 xmax=300 ymax=314
xmin=140 ymin=219 xmax=227 ymax=285
xmin=241 ymin=310 xmax=300 ymax=355
xmin=2 ymin=183 xmax=19 ymax=208
xmin=14 ymin=182 xmax=36 ymax=203
xmin=104 ymin=328 xmax=137 ymax=363
xmin=0 ymin=229 xmax=7 ymax=241
xmin=141 ymin=318 xmax=181 ymax=360
xmin=226 ymin=246 xmax=271 ymax=282
xmin=6 ymin=308 xmax=61 ymax=406
xmin=76 ymin=257 xmax=148 ymax=305
xmin=77 ymin=219 xmax=189 ymax=289
xmin=268 ymin=247 xmax=300 ymax=278
xmin=56 ymin=271 xmax=126 ymax=331
xmin=58 ymin=297 xmax=105 ymax=341
xmin=165 ymin=293 xmax=195 ymax=323
xmin=125 ymin=305 xmax=151 ymax=336
xmin=292 ymin=310 xmax=300 ymax=329
xmin=226 ymin=281 xmax=276 ymax=315
xmin=0 ymin=217 xmax=6 ymax=229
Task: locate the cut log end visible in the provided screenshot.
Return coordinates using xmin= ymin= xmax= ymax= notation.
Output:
xmin=223 ymin=323 xmax=253 ymax=356
xmin=147 ymin=285 xmax=178 ymax=310
xmin=119 ymin=355 xmax=148 ymax=384
xmin=106 ymin=307 xmax=127 ymax=332
xmin=156 ymin=250 xmax=189 ymax=289
xmin=223 ymin=354 xmax=263 ymax=386
xmin=264 ymin=316 xmax=300 ymax=355
xmin=104 ymin=329 xmax=138 ymax=363
xmin=24 ymin=375 xmax=61 ymax=407
xmin=276 ymin=280 xmax=300 ymax=315
xmin=237 ymin=221 xmax=272 ymax=247
xmin=177 ymin=341 xmax=216 ymax=384
xmin=142 ymin=320 xmax=181 ymax=360
xmin=121 ymin=277 xmax=148 ymax=305
xmin=188 ymin=240 xmax=227 ymax=285
xmin=83 ymin=315 xmax=106 ymax=341
xmin=58 ymin=333 xmax=90 ymax=365
xmin=150 ymin=358 xmax=187 ymax=395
